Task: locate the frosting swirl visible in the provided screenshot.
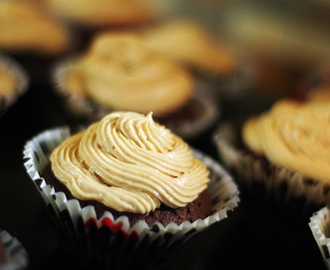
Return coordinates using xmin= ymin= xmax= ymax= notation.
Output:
xmin=76 ymin=33 xmax=193 ymax=117
xmin=242 ymin=95 xmax=330 ymax=182
xmin=51 ymin=111 xmax=210 ymax=213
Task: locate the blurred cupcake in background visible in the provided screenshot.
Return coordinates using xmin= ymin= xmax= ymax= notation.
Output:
xmin=0 ymin=0 xmax=72 ymax=84
xmin=23 ymin=111 xmax=239 ymax=270
xmin=138 ymin=18 xmax=259 ymax=104
xmin=0 ymin=229 xmax=29 ymax=270
xmin=0 ymin=53 xmax=29 ymax=118
xmin=43 ymin=0 xmax=158 ymax=50
xmin=213 ymin=85 xmax=330 ymax=214
xmin=140 ymin=19 xmax=237 ymax=78
xmin=53 ymin=32 xmax=220 ymax=139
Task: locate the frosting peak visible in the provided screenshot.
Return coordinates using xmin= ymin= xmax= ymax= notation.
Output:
xmin=51 ymin=111 xmax=210 ymax=213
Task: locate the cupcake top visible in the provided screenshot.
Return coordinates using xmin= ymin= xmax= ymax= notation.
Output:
xmin=45 ymin=0 xmax=156 ymax=28
xmin=141 ymin=19 xmax=237 ymax=76
xmin=0 ymin=0 xmax=70 ymax=56
xmin=242 ymin=87 xmax=330 ymax=182
xmin=50 ymin=111 xmax=210 ymax=214
xmin=59 ymin=32 xmax=194 ymax=117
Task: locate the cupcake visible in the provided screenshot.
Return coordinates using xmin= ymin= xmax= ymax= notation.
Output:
xmin=140 ymin=19 xmax=237 ymax=77
xmin=0 ymin=53 xmax=29 ymax=118
xmin=0 ymin=0 xmax=71 ymax=84
xmin=213 ymin=87 xmax=330 ymax=212
xmin=140 ymin=19 xmax=253 ymax=105
xmin=309 ymin=206 xmax=330 ymax=269
xmin=0 ymin=0 xmax=71 ymax=57
xmin=0 ymin=229 xmax=29 ymax=270
xmin=24 ymin=111 xmax=239 ymax=269
xmin=44 ymin=0 xmax=157 ymax=50
xmin=53 ymin=32 xmax=220 ymax=139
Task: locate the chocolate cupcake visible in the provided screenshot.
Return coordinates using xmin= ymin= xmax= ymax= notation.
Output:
xmin=52 ymin=32 xmax=220 ymax=139
xmin=213 ymin=88 xmax=330 ymax=212
xmin=24 ymin=111 xmax=239 ymax=270
xmin=0 ymin=53 xmax=29 ymax=118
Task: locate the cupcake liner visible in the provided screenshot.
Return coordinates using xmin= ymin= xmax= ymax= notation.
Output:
xmin=0 ymin=53 xmax=29 ymax=118
xmin=23 ymin=127 xmax=239 ymax=269
xmin=52 ymin=58 xmax=220 ymax=139
xmin=0 ymin=229 xmax=29 ymax=270
xmin=309 ymin=206 xmax=330 ymax=269
xmin=212 ymin=122 xmax=330 ymax=211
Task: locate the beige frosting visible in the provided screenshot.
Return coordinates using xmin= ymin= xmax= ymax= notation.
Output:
xmin=242 ymin=93 xmax=330 ymax=182
xmin=0 ymin=64 xmax=16 ymax=97
xmin=51 ymin=111 xmax=210 ymax=214
xmin=65 ymin=33 xmax=194 ymax=117
xmin=0 ymin=0 xmax=70 ymax=55
xmin=141 ymin=19 xmax=237 ymax=75
xmin=46 ymin=0 xmax=155 ymax=27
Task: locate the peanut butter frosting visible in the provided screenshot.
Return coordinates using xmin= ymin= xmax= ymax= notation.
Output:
xmin=51 ymin=111 xmax=210 ymax=214
xmin=0 ymin=64 xmax=16 ymax=97
xmin=45 ymin=0 xmax=155 ymax=27
xmin=0 ymin=0 xmax=70 ymax=56
xmin=64 ymin=33 xmax=194 ymax=117
xmin=242 ymin=93 xmax=330 ymax=182
xmin=141 ymin=20 xmax=237 ymax=75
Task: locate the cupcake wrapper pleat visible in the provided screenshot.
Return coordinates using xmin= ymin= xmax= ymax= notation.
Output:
xmin=309 ymin=206 xmax=330 ymax=270
xmin=0 ymin=229 xmax=29 ymax=270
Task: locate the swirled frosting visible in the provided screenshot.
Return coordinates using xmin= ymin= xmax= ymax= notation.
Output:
xmin=51 ymin=111 xmax=210 ymax=213
xmin=242 ymin=92 xmax=330 ymax=182
xmin=66 ymin=33 xmax=194 ymax=117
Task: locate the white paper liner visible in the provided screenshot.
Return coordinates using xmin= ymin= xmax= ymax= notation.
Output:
xmin=212 ymin=122 xmax=330 ymax=207
xmin=52 ymin=58 xmax=220 ymax=139
xmin=0 ymin=53 xmax=29 ymax=117
xmin=309 ymin=206 xmax=330 ymax=269
xmin=0 ymin=229 xmax=29 ymax=270
xmin=23 ymin=127 xmax=239 ymax=269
